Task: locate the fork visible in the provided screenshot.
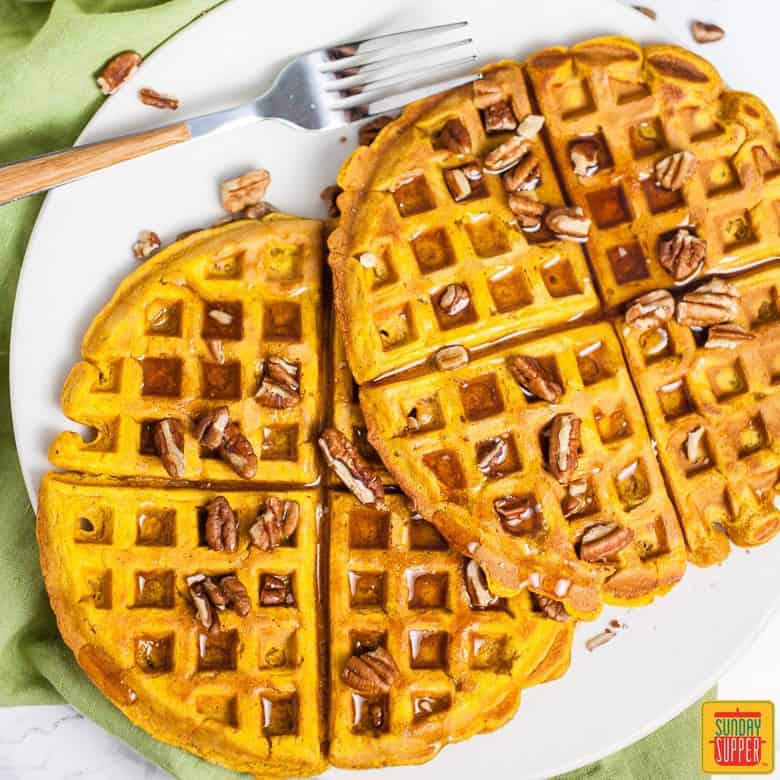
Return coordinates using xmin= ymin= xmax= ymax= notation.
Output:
xmin=0 ymin=22 xmax=479 ymax=206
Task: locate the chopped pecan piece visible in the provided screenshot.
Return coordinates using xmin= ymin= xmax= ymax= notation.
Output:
xmin=208 ymin=309 xmax=233 ymax=326
xmin=187 ymin=573 xmax=251 ymax=630
xmin=625 ymin=289 xmax=675 ymax=332
xmin=676 ymin=278 xmax=739 ymax=326
xmin=443 ymin=163 xmax=483 ymax=201
xmin=691 ymin=21 xmax=725 ymax=43
xmin=320 ymin=184 xmax=342 ymax=218
xmin=508 ymin=355 xmax=562 ymax=402
xmin=97 ymin=51 xmax=141 ymax=95
xmin=516 ymin=114 xmax=545 ymax=139
xmin=138 ymin=87 xmax=179 ymax=110
xmin=503 ymin=154 xmax=541 ymax=193
xmin=187 ymin=575 xmax=218 ymax=631
xmin=548 ymin=413 xmax=580 ymax=484
xmin=484 ymin=136 xmax=530 ymax=173
xmin=219 ymin=575 xmax=252 ymax=617
xmin=633 ymin=5 xmax=656 ymax=19
xmin=562 ymin=480 xmax=590 ymax=517
xmin=358 ymin=115 xmax=392 ymax=146
xmin=132 ymin=230 xmax=160 ymax=260
xmin=483 ymin=100 xmax=518 ymax=133
xmin=439 ymin=118 xmax=471 ymax=154
xmin=205 ymin=496 xmax=238 ymax=552
xmin=532 ymin=593 xmax=569 ymax=622
xmin=464 ymin=559 xmax=500 ymax=609
xmin=684 ymin=425 xmax=706 ymax=463
xmin=256 ymin=356 xmax=301 ymax=409
xmin=319 ymin=428 xmax=384 ymax=506
xmin=221 ymin=169 xmax=271 ymax=213
xmin=259 ymin=573 xmax=294 ymax=606
xmin=207 ymin=339 xmax=225 ymax=364
xmin=658 ymin=229 xmax=706 ymax=280
xmin=219 ymin=423 xmax=257 ymax=479
xmin=433 ymin=344 xmax=469 ymax=371
xmin=705 ymin=323 xmax=755 ymax=349
xmin=250 ymin=497 xmax=299 ymax=551
xmin=569 ymin=140 xmax=600 ymax=177
xmin=508 ymin=194 xmax=546 ymax=231
xmin=153 ymin=418 xmax=185 ymax=478
xmin=472 ymin=78 xmax=503 ymax=109
xmin=494 ymin=495 xmax=541 ymax=535
xmin=193 ymin=406 xmax=229 ymax=450
xmin=477 ymin=437 xmax=508 ymax=474
xmin=655 ymin=150 xmax=697 ymax=191
xmin=341 ymin=646 xmax=400 ymax=696
xmin=437 ymin=283 xmax=471 ymax=317
xmin=545 ymin=207 xmax=591 ymax=242
xmin=580 ymin=523 xmax=635 ymax=562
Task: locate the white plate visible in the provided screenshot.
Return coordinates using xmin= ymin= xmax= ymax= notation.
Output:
xmin=10 ymin=1 xmax=780 ymax=777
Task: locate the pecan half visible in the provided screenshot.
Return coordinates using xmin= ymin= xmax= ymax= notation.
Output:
xmin=676 ymin=278 xmax=739 ymax=326
xmin=153 ymin=418 xmax=185 ymax=478
xmin=705 ymin=323 xmax=755 ymax=349
xmin=358 ymin=115 xmax=392 ymax=146
xmin=548 ymin=413 xmax=580 ymax=484
xmin=219 ymin=423 xmax=258 ymax=479
xmin=483 ymin=100 xmax=518 ymax=133
xmin=256 ymin=356 xmax=301 ymax=409
xmin=516 ymin=114 xmax=545 ymax=140
xmin=684 ymin=425 xmax=706 ymax=463
xmin=138 ymin=87 xmax=179 ymax=110
xmin=433 ymin=344 xmax=469 ymax=371
xmin=437 ymin=283 xmax=471 ymax=317
xmin=205 ymin=496 xmax=238 ymax=552
xmin=473 ymin=78 xmax=503 ymax=109
xmin=580 ymin=524 xmax=635 ymax=561
xmin=193 ymin=406 xmax=229 ymax=450
xmin=439 ymin=118 xmax=471 ymax=154
xmin=259 ymin=573 xmax=294 ymax=606
xmin=625 ymin=289 xmax=675 ymax=332
xmin=658 ymin=229 xmax=706 ymax=280
xmin=532 ymin=593 xmax=569 ymax=622
xmin=484 ymin=136 xmax=530 ymax=173
xmin=250 ymin=497 xmax=299 ymax=551
xmin=508 ymin=355 xmax=562 ymax=402
xmin=655 ymin=150 xmax=697 ymax=191
xmin=97 ymin=51 xmax=141 ymax=95
xmin=221 ymin=169 xmax=271 ymax=214
xmin=503 ymin=154 xmax=541 ymax=193
xmin=443 ymin=163 xmax=483 ymax=201
xmin=464 ymin=559 xmax=500 ymax=609
xmin=319 ymin=428 xmax=384 ymax=506
xmin=545 ymin=207 xmax=591 ymax=242
xmin=691 ymin=21 xmax=725 ymax=43
xmin=219 ymin=575 xmax=252 ymax=616
xmin=320 ymin=184 xmax=342 ymax=218
xmin=341 ymin=646 xmax=400 ymax=696
xmin=132 ymin=230 xmax=160 ymax=260
xmin=569 ymin=140 xmax=600 ymax=177
xmin=187 ymin=573 xmax=251 ymax=630
xmin=508 ymin=194 xmax=546 ymax=231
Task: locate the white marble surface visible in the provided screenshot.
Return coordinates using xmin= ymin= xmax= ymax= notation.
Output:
xmin=2 ymin=1 xmax=780 ymax=778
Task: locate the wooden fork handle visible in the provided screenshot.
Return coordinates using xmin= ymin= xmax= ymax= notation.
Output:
xmin=0 ymin=123 xmax=191 ymax=205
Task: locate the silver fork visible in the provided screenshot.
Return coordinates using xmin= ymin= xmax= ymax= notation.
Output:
xmin=0 ymin=22 xmax=479 ymax=206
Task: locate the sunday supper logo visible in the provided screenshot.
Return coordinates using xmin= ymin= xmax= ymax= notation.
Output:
xmin=701 ymin=701 xmax=774 ymax=774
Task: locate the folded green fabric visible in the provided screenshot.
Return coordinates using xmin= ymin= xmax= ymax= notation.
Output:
xmin=0 ymin=1 xmax=711 ymax=777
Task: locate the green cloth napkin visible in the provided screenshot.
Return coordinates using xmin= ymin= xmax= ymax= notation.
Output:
xmin=0 ymin=2 xmax=711 ymax=777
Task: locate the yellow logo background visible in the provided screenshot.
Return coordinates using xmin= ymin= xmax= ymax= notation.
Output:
xmin=701 ymin=700 xmax=774 ymax=774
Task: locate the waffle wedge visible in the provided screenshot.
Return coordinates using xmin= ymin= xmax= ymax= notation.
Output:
xmin=619 ymin=267 xmax=780 ymax=566
xmin=329 ymin=60 xmax=600 ymax=385
xmin=527 ymin=37 xmax=780 ymax=308
xmin=328 ymin=492 xmax=573 ymax=769
xmin=361 ymin=322 xmax=686 ymax=618
xmin=50 ymin=216 xmax=325 ymax=485
xmin=37 ymin=473 xmax=325 ymax=777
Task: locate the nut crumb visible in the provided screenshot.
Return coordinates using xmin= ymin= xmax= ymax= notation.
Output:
xmin=132 ymin=230 xmax=160 ymax=260
xmin=139 ymin=87 xmax=179 ymax=110
xmin=691 ymin=21 xmax=725 ymax=43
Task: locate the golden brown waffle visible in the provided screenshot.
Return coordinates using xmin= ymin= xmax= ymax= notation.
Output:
xmin=37 ymin=473 xmax=325 ymax=777
xmin=328 ymin=492 xmax=573 ymax=769
xmin=618 ymin=266 xmax=780 ymax=566
xmin=361 ymin=322 xmax=686 ymax=617
xmin=50 ymin=216 xmax=325 ymax=485
xmin=329 ymin=60 xmax=600 ymax=385
xmin=526 ymin=37 xmax=780 ymax=309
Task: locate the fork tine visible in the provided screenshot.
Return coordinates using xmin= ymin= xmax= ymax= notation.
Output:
xmin=360 ymin=73 xmax=482 ymax=118
xmin=324 ymin=38 xmax=474 ymax=91
xmin=331 ymin=56 xmax=478 ymax=107
xmin=330 ymin=21 xmax=468 ymax=56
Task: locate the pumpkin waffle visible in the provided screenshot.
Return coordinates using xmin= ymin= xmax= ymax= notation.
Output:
xmin=37 ymin=472 xmax=325 ymax=777
xmin=329 ymin=60 xmax=600 ymax=385
xmin=50 ymin=216 xmax=325 ymax=485
xmin=360 ymin=322 xmax=686 ymax=617
xmin=328 ymin=491 xmax=573 ymax=769
xmin=618 ymin=266 xmax=780 ymax=566
xmin=527 ymin=37 xmax=780 ymax=309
